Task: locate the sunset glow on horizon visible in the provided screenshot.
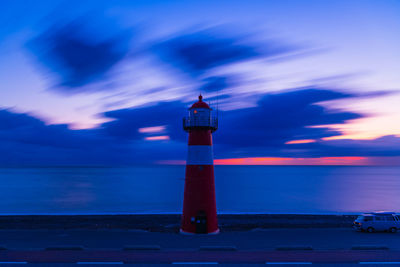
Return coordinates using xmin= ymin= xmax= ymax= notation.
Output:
xmin=157 ymin=156 xmax=370 ymax=166
xmin=214 ymin=157 xmax=368 ymax=165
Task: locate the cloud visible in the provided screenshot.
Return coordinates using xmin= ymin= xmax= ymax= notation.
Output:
xmin=26 ymin=25 xmax=296 ymax=99
xmin=1 ymin=88 xmax=399 ymax=165
xmin=199 ymin=76 xmax=231 ymax=93
xmin=213 ymin=88 xmax=361 ymax=151
xmin=99 ymin=87 xmax=399 ymax=160
xmin=153 ymin=28 xmax=293 ymax=77
xmin=302 ymin=135 xmax=400 ymax=158
xmin=28 ymin=18 xmax=131 ymax=91
xmin=101 ymin=101 xmax=187 ymax=142
xmin=0 ymin=109 xmax=76 ymax=148
xmin=0 ymin=102 xmax=189 ymax=165
xmin=0 ymin=109 xmax=131 ymax=165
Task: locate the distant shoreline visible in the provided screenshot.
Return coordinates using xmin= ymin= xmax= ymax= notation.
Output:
xmin=0 ymin=214 xmax=357 ymax=232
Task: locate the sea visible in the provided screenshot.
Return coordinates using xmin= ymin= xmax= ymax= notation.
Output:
xmin=0 ymin=165 xmax=398 ymax=215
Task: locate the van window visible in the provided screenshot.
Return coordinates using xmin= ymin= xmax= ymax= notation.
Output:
xmin=375 ymin=216 xmax=385 ymax=221
xmin=386 ymin=216 xmax=395 ymax=221
xmin=363 ymin=216 xmax=373 ymax=221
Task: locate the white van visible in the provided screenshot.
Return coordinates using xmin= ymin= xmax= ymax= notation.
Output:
xmin=353 ymin=212 xmax=400 ymax=233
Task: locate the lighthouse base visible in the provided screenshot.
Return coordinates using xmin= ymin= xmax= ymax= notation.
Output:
xmin=179 ymin=228 xmax=220 ymax=235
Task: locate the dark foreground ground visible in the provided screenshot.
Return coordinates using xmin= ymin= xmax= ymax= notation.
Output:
xmin=0 ymin=214 xmax=357 ymax=231
xmin=0 ymin=227 xmax=399 ymax=250
xmin=0 ymin=228 xmax=399 ymax=266
xmin=0 ymin=215 xmax=399 ymax=266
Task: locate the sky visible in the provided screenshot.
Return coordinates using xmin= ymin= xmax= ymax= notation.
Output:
xmin=0 ymin=0 xmax=400 ymax=165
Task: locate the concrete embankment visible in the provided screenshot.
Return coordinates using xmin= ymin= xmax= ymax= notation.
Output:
xmin=0 ymin=214 xmax=357 ymax=232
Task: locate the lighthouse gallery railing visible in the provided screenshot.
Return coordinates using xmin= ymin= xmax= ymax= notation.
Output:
xmin=183 ymin=116 xmax=218 ymax=132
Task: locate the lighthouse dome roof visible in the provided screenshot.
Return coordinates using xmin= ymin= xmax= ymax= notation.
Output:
xmin=190 ymin=95 xmax=210 ymax=109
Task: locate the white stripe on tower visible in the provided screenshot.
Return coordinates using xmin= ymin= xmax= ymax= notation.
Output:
xmin=187 ymin=145 xmax=214 ymax=165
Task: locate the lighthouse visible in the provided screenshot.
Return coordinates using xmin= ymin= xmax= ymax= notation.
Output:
xmin=181 ymin=95 xmax=219 ymax=234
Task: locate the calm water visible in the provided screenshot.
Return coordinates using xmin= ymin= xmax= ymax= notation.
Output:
xmin=0 ymin=166 xmax=398 ymax=215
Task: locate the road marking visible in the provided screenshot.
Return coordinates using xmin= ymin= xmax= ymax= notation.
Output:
xmin=360 ymin=263 xmax=400 ymax=265
xmin=172 ymin=262 xmax=218 ymax=265
xmin=0 ymin=263 xmax=27 ymax=265
xmin=266 ymin=263 xmax=312 ymax=265
xmin=77 ymin=262 xmax=124 ymax=265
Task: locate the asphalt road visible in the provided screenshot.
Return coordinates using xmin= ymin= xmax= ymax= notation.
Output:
xmin=0 ymin=251 xmax=400 ymax=266
xmin=0 ymin=228 xmax=398 ymax=250
xmin=0 ymin=228 xmax=399 ymax=265
xmin=1 ymin=264 xmax=400 ymax=267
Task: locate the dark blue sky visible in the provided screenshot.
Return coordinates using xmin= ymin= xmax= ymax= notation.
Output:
xmin=0 ymin=0 xmax=400 ymax=165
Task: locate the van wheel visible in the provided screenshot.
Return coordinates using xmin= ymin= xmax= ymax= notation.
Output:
xmin=389 ymin=227 xmax=397 ymax=233
xmin=367 ymin=227 xmax=375 ymax=233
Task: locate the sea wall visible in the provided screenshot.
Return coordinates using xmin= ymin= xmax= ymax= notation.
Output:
xmin=0 ymin=214 xmax=357 ymax=232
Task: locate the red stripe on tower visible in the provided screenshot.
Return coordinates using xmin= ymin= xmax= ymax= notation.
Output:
xmin=181 ymin=95 xmax=219 ymax=234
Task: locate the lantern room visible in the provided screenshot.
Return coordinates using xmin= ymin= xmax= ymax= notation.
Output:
xmin=183 ymin=95 xmax=218 ymax=132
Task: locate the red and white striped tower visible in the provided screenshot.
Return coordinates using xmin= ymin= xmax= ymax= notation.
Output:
xmin=181 ymin=94 xmax=219 ymax=234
